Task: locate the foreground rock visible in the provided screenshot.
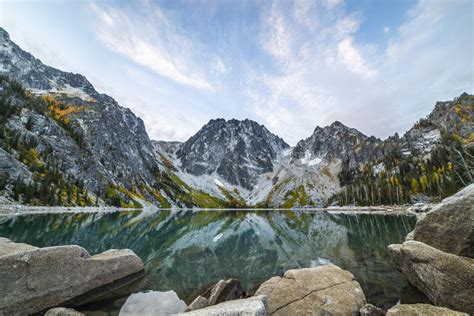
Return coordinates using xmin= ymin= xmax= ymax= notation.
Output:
xmin=389 ymin=241 xmax=474 ymax=314
xmin=255 ymin=265 xmax=366 ymax=315
xmin=0 ymin=238 xmax=144 ymax=315
xmin=359 ymin=303 xmax=385 ymax=316
xmin=386 ymin=304 xmax=468 ymax=315
xmin=119 ymin=290 xmax=187 ymax=316
xmin=179 ymin=296 xmax=267 ymax=316
xmin=45 ymin=307 xmax=85 ymax=316
xmin=187 ymin=278 xmax=244 ymax=311
xmin=411 ymin=184 xmax=474 ymax=257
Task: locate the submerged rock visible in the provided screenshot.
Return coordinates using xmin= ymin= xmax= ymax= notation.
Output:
xmin=411 ymin=184 xmax=474 ymax=257
xmin=389 ymin=241 xmax=474 ymax=314
xmin=254 ymin=265 xmax=366 ymax=315
xmin=45 ymin=307 xmax=85 ymax=316
xmin=119 ymin=290 xmax=187 ymax=316
xmin=0 ymin=238 xmax=144 ymax=315
xmin=386 ymin=304 xmax=468 ymax=315
xmin=179 ymin=295 xmax=267 ymax=316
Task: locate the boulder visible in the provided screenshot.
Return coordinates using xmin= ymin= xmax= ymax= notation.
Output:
xmin=119 ymin=290 xmax=187 ymax=316
xmin=45 ymin=307 xmax=85 ymax=316
xmin=187 ymin=295 xmax=209 ymax=311
xmin=411 ymin=184 xmax=474 ymax=257
xmin=386 ymin=304 xmax=468 ymax=315
xmin=178 ymin=295 xmax=267 ymax=316
xmin=203 ymin=278 xmax=244 ymax=305
xmin=360 ymin=303 xmax=386 ymax=316
xmin=254 ymin=265 xmax=366 ymax=315
xmin=0 ymin=238 xmax=144 ymax=315
xmin=389 ymin=241 xmax=474 ymax=314
xmin=186 ymin=278 xmax=244 ymax=311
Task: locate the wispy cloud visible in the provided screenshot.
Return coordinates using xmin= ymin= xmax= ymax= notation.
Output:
xmin=245 ymin=0 xmax=472 ymax=144
xmin=89 ymin=2 xmax=214 ymax=91
xmin=337 ymin=37 xmax=377 ymax=78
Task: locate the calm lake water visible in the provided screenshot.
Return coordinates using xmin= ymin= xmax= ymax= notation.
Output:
xmin=0 ymin=209 xmax=416 ymax=309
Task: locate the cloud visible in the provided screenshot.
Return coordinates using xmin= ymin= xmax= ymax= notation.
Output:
xmin=89 ymin=3 xmax=214 ymax=91
xmin=261 ymin=4 xmax=294 ymax=62
xmin=337 ymin=37 xmax=377 ymax=79
xmin=245 ymin=0 xmax=472 ymax=145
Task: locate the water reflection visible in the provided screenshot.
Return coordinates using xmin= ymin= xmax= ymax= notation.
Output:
xmin=0 ymin=209 xmax=415 ymax=308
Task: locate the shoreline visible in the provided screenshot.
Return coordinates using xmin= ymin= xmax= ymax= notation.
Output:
xmin=0 ymin=204 xmax=416 ymax=216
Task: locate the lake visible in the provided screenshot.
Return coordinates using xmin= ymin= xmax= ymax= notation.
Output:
xmin=0 ymin=208 xmax=416 ymax=310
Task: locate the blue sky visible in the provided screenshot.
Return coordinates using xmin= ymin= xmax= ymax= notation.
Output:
xmin=0 ymin=0 xmax=472 ymax=145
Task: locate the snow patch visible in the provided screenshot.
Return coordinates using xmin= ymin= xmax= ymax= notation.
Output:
xmin=300 ymin=150 xmax=322 ymax=166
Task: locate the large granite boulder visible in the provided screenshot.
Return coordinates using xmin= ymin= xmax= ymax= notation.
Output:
xmin=0 ymin=238 xmax=144 ymax=315
xmin=179 ymin=295 xmax=267 ymax=316
xmin=389 ymin=241 xmax=474 ymax=314
xmin=386 ymin=304 xmax=468 ymax=316
xmin=254 ymin=265 xmax=366 ymax=315
xmin=411 ymin=184 xmax=474 ymax=257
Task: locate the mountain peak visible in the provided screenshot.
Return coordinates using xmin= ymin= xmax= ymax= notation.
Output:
xmin=177 ymin=118 xmax=289 ymax=190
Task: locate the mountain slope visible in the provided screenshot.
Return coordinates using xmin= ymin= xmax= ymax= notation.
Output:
xmin=0 ymin=28 xmax=231 ymax=208
xmin=0 ymin=27 xmax=472 ymax=207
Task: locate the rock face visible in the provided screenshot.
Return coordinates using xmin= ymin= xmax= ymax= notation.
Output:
xmin=386 ymin=304 xmax=468 ymax=316
xmin=0 ymin=237 xmax=144 ymax=315
xmin=411 ymin=184 xmax=474 ymax=258
xmin=179 ymin=295 xmax=267 ymax=316
xmin=177 ymin=118 xmax=289 ymax=190
xmin=292 ymin=121 xmax=382 ymax=170
xmin=255 ymin=265 xmax=366 ymax=315
xmin=0 ymin=27 xmax=168 ymax=205
xmin=389 ymin=241 xmax=474 ymax=314
xmin=119 ymin=290 xmax=187 ymax=316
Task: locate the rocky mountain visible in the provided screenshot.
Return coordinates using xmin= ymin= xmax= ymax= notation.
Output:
xmin=0 ymin=27 xmax=472 ymax=207
xmin=0 ymin=28 xmax=190 ymax=207
xmin=176 ymin=118 xmax=289 ymax=190
xmin=292 ymin=121 xmax=383 ymax=171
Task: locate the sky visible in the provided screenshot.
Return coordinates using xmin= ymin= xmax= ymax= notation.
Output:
xmin=0 ymin=0 xmax=472 ymax=145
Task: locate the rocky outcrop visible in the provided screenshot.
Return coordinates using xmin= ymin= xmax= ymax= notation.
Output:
xmin=389 ymin=241 xmax=474 ymax=314
xmin=411 ymin=184 xmax=474 ymax=258
xmin=119 ymin=290 xmax=187 ymax=316
xmin=0 ymin=237 xmax=144 ymax=315
xmin=254 ymin=265 xmax=366 ymax=315
xmin=179 ymin=295 xmax=267 ymax=316
xmin=386 ymin=304 xmax=468 ymax=316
